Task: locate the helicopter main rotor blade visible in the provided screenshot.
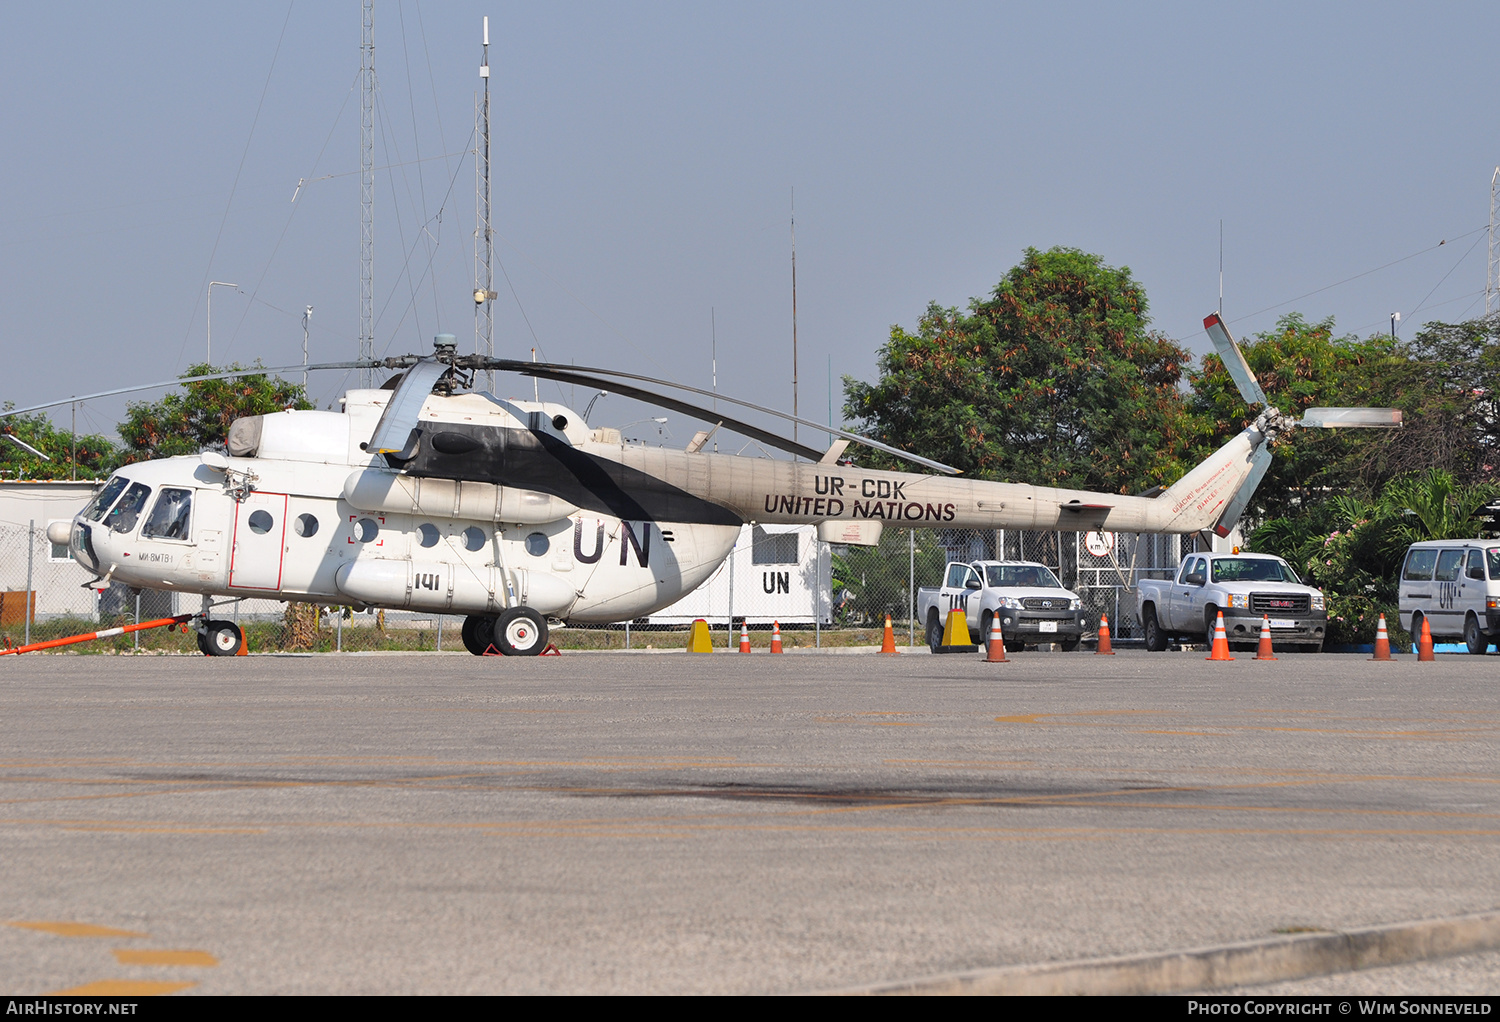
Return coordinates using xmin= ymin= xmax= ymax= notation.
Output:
xmin=1203 ymin=313 xmax=1269 ymax=408
xmin=1299 ymin=407 xmax=1404 ymax=428
xmin=504 ymin=366 xmax=828 ymax=462
xmin=1 ymin=361 xmax=376 ymax=419
xmin=366 ymin=358 xmax=452 ymax=456
xmin=489 ymin=359 xmax=962 ymax=475
xmin=1211 ymin=445 xmax=1273 ymax=538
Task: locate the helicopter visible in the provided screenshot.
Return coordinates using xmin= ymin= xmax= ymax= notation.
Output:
xmin=35 ymin=315 xmax=1398 ymax=656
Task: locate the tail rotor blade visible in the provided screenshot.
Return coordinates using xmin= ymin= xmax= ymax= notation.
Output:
xmin=1299 ymin=407 xmax=1403 ymax=428
xmin=1203 ymin=313 xmax=1269 ymax=408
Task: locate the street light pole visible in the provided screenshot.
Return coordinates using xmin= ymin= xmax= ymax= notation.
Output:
xmin=208 ymin=281 xmax=240 ymax=366
xmin=302 ymin=305 xmax=314 ymax=388
xmin=1391 ymin=311 xmax=1401 ymax=340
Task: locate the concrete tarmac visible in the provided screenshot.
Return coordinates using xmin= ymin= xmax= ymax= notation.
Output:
xmin=1 ymin=649 xmax=1497 ymax=995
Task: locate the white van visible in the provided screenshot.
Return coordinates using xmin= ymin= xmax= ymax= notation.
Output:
xmin=1398 ymin=540 xmax=1500 ymax=654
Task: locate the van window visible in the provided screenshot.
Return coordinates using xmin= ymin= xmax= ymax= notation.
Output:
xmin=1402 ymin=549 xmax=1438 ymax=581
xmin=1434 ymin=549 xmax=1464 ymax=582
xmin=1467 ymin=550 xmax=1487 ymax=581
xmin=1488 ymin=549 xmax=1500 ymax=580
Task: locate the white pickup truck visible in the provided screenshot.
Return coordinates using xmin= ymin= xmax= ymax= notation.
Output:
xmin=1136 ymin=552 xmax=1327 ymax=652
xmin=917 ymin=560 xmax=1090 ymax=652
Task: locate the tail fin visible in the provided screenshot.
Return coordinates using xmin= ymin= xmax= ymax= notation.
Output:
xmin=1156 ymin=428 xmax=1264 ymax=534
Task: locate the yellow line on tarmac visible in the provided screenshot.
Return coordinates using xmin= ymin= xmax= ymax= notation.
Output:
xmin=112 ymin=949 xmax=217 ymax=966
xmin=50 ymin=981 xmax=194 ymax=996
xmin=9 ymin=921 xmax=146 ymax=938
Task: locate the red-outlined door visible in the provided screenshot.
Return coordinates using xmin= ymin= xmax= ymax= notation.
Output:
xmin=229 ymin=492 xmax=289 ymax=590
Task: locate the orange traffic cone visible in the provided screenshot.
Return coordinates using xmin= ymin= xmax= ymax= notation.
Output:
xmin=1254 ymin=615 xmax=1277 ymax=660
xmin=771 ymin=621 xmax=784 ymax=654
xmin=1370 ymin=614 xmax=1392 ymax=661
xmin=1207 ymin=611 xmax=1234 ymax=661
xmin=1418 ymin=616 xmax=1435 ymax=662
xmin=1095 ymin=614 xmax=1114 ymax=655
xmin=984 ymin=614 xmax=1008 ymax=662
xmin=880 ymin=613 xmax=898 ymax=655
xmin=739 ymin=620 xmax=751 ymax=653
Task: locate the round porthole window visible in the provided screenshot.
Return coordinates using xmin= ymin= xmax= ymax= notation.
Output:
xmin=293 ymin=513 xmax=319 ymax=538
xmin=248 ymin=510 xmax=274 ymax=535
xmin=417 ymin=523 xmax=440 ymax=548
xmin=354 ymin=518 xmax=380 ymax=543
xmin=462 ymin=525 xmax=486 ymax=552
xmin=525 ymin=532 xmax=549 ymax=557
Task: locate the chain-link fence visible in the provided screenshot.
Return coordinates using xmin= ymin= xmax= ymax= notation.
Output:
xmin=0 ymin=518 xmax=1205 ymax=653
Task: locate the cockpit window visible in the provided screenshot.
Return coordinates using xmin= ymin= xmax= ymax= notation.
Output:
xmin=83 ymin=476 xmax=129 ymax=522
xmin=107 ymin=482 xmax=153 ymax=534
xmin=142 ymin=488 xmax=193 ymax=541
xmin=985 ymin=565 xmax=1062 ymax=588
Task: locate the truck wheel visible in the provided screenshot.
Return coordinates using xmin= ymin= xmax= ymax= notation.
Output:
xmin=1204 ymin=606 xmax=1222 ymax=642
xmin=1058 ymin=637 xmax=1080 ymax=652
xmin=925 ymin=612 xmax=943 ymax=653
xmin=1464 ymin=613 xmax=1488 ymax=655
xmin=979 ymin=610 xmax=995 ymax=646
xmin=1143 ymin=605 xmax=1167 ymax=652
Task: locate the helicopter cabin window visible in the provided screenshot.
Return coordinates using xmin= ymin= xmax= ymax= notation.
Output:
xmin=417 ymin=523 xmax=440 ymax=548
xmin=525 ymin=532 xmax=549 ymax=557
xmin=752 ymin=526 xmax=798 ymax=565
xmin=294 ymin=513 xmax=319 ymax=538
xmin=247 ymin=510 xmax=275 ymax=535
xmin=142 ymin=488 xmax=193 ymax=541
xmin=84 ymin=476 xmax=129 ymax=522
xmin=353 ymin=518 xmax=380 ymax=543
xmin=107 ymin=482 xmax=152 ymax=534
xmin=462 ymin=526 xmax=486 ymax=552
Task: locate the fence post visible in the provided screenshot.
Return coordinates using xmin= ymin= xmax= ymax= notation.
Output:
xmin=336 ymin=609 xmax=343 ymax=652
xmin=134 ymin=591 xmax=140 ymax=650
xmin=814 ymin=538 xmax=822 ymax=649
xmin=25 ymin=519 xmax=34 ymax=647
xmin=908 ymin=530 xmax=915 ymax=648
xmin=436 ymin=613 xmax=442 ymax=652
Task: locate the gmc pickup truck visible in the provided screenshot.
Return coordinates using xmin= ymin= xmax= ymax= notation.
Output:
xmin=1136 ymin=552 xmax=1327 ymax=652
xmin=918 ymin=560 xmax=1090 ymax=652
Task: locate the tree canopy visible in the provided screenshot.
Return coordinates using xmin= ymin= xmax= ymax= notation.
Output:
xmin=0 ymin=407 xmax=115 ymax=480
xmin=843 ymin=247 xmax=1201 ymax=495
xmin=117 ymin=363 xmax=312 ymax=463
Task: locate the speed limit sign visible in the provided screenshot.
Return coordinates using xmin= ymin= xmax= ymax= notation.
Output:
xmin=1084 ymin=531 xmax=1115 ymax=557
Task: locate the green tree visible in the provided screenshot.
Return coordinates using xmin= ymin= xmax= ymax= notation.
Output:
xmin=831 ymin=528 xmax=947 ymax=625
xmin=117 ymin=363 xmax=312 ymax=463
xmin=0 ymin=406 xmax=116 ymax=480
xmin=844 ymin=247 xmax=1202 ymax=494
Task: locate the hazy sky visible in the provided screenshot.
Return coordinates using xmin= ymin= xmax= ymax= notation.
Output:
xmin=2 ymin=1 xmax=1497 ymax=446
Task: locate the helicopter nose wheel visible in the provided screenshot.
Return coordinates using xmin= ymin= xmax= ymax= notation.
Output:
xmin=495 ymin=607 xmax=548 ymax=656
xmin=460 ymin=615 xmax=496 ymax=656
xmin=199 ymin=620 xmax=243 ymax=656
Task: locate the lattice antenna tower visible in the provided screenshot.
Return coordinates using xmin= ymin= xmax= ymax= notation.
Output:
xmin=474 ymin=17 xmax=497 ymax=393
xmin=359 ymin=0 xmax=376 ymax=387
xmin=1489 ymin=167 xmax=1499 ymax=317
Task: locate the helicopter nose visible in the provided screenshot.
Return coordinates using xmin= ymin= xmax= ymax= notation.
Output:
xmin=46 ymin=521 xmax=72 ymax=547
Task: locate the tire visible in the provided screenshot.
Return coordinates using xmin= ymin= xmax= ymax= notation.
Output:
xmin=1143 ymin=604 xmax=1167 ymax=652
xmin=979 ymin=610 xmax=995 ymax=647
xmin=461 ymin=615 xmax=496 ymax=656
xmin=1058 ymin=637 xmax=1080 ymax=652
xmin=195 ymin=629 xmax=212 ymax=656
xmin=1204 ymin=606 xmax=1221 ymax=642
xmin=1464 ymin=613 xmax=1488 ymax=655
xmin=926 ymin=612 xmax=943 ymax=653
xmin=203 ymin=620 xmax=242 ymax=656
xmin=495 ymin=607 xmax=548 ymax=656
xmin=1411 ymin=611 xmax=1426 ymax=649
xmin=1004 ymin=638 xmax=1025 ymax=653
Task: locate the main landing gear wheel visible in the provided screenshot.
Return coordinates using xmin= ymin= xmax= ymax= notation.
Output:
xmin=496 ymin=607 xmax=548 ymax=656
xmin=202 ymin=620 xmax=242 ymax=656
xmin=461 ymin=615 xmax=497 ymax=656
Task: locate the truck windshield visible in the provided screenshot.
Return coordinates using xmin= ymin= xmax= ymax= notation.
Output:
xmin=985 ymin=565 xmax=1062 ymax=588
xmin=1211 ymin=558 xmax=1297 ymax=583
xmin=83 ymin=476 xmax=129 ymax=522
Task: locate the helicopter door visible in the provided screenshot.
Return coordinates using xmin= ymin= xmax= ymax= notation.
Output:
xmin=229 ymin=492 xmax=289 ymax=590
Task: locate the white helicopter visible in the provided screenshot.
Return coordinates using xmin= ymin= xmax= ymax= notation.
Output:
xmin=33 ymin=314 xmax=1398 ymax=656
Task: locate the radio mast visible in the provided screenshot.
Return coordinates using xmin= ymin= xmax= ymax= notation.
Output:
xmin=1489 ymin=167 xmax=1499 ymax=317
xmin=359 ymin=0 xmax=375 ymax=387
xmin=474 ymin=16 xmax=497 ymax=392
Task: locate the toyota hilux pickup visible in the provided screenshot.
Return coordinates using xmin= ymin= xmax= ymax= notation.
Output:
xmin=1137 ymin=552 xmax=1327 ymax=652
xmin=918 ymin=560 xmax=1090 ymax=652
